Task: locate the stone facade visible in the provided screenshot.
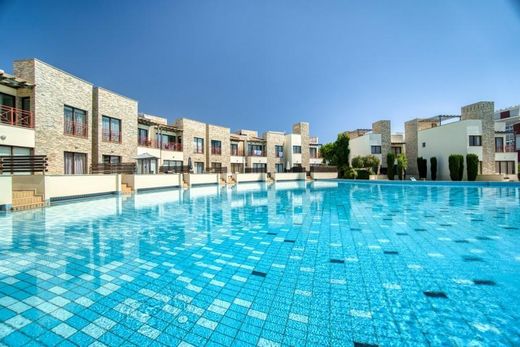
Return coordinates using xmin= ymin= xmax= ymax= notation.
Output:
xmin=405 ymin=118 xmax=439 ymax=176
xmin=372 ymin=120 xmax=391 ymax=167
xmin=92 ymin=87 xmax=138 ymax=164
xmin=461 ymin=101 xmax=495 ymax=175
xmin=175 ymin=118 xmax=207 ymax=168
xmin=14 ymin=59 xmax=93 ymax=174
xmin=206 ymin=124 xmax=230 ymax=170
xmin=265 ymin=131 xmax=285 ymax=173
xmin=292 ymin=122 xmax=310 ymax=170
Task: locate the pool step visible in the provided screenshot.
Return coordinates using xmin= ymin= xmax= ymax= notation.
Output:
xmin=11 ymin=190 xmax=46 ymax=211
xmin=121 ymin=183 xmax=133 ymax=194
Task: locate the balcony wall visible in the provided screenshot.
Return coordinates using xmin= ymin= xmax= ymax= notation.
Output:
xmin=0 ymin=123 xmax=35 ymax=148
xmin=272 ymin=172 xmax=306 ymax=181
xmin=233 ymin=173 xmax=266 ymax=183
xmin=122 ymin=173 xmax=181 ymax=191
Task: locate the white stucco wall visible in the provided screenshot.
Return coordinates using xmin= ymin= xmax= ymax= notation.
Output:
xmin=310 ymin=172 xmax=338 ymax=180
xmin=284 ymin=133 xmax=302 ymax=168
xmin=125 ymin=174 xmax=181 ymax=190
xmin=418 ymin=119 xmax=482 ymax=180
xmin=234 ymin=173 xmax=266 ymax=182
xmin=349 ymin=133 xmax=382 ymax=165
xmin=184 ymin=173 xmax=219 ymax=186
xmin=0 ymin=124 xmax=35 ymax=149
xmin=0 ymin=176 xmax=12 ymax=207
xmin=272 ymin=172 xmax=306 ymax=181
xmin=45 ymin=175 xmax=119 ymax=199
xmin=137 ymin=146 xmax=183 ymax=165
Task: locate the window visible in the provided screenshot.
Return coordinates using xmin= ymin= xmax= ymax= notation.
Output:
xmin=156 ymin=133 xmax=179 ymax=150
xmin=275 ymin=163 xmax=284 ymax=173
xmin=231 ymin=163 xmax=243 ymax=173
xmin=138 ymin=128 xmax=149 ymax=146
xmin=0 ymin=145 xmax=32 ymax=157
xmin=211 ymin=162 xmax=222 ymax=172
xmin=292 ymin=145 xmax=302 ymax=154
xmin=392 ymin=146 xmax=402 ymax=155
xmin=64 ymin=152 xmax=87 ymax=174
xmin=495 ymin=161 xmax=515 ymax=175
xmin=211 ymin=140 xmax=222 ymax=155
xmin=231 ymin=143 xmax=240 ymax=156
xmin=193 ymin=137 xmax=204 ymax=154
xmin=275 ymin=145 xmax=284 ymax=158
xmin=252 ymin=163 xmax=267 ymax=172
xmin=469 ymin=135 xmax=482 ymax=146
xmin=163 ymin=160 xmax=183 ymax=172
xmin=102 ymin=116 xmax=121 ymax=143
xmin=194 ymin=162 xmax=204 ymax=174
xmin=422 ymin=142 xmax=426 ymax=148
xmin=248 ymin=144 xmax=264 ymax=156
xmin=495 ymin=137 xmax=504 ymax=152
xmin=103 ymin=155 xmax=121 ymax=164
xmin=21 ymin=97 xmax=30 ymax=112
xmin=0 ymin=92 xmax=15 ymax=107
xmin=310 ymin=147 xmax=318 ymax=158
xmin=64 ymin=106 xmax=87 ymax=137
xmin=371 ymin=146 xmax=381 ymax=154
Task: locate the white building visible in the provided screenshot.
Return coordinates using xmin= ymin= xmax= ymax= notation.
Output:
xmin=494 ymin=105 xmax=520 ymax=162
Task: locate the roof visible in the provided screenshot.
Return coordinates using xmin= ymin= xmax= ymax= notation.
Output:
xmin=138 ymin=117 xmax=182 ymax=132
xmin=0 ymin=69 xmax=34 ymax=89
xmin=417 ymin=115 xmax=461 ymax=123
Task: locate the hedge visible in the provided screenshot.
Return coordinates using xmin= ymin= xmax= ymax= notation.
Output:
xmin=387 ymin=153 xmax=395 ymax=180
xmin=417 ymin=157 xmax=427 ymax=179
xmin=449 ymin=154 xmax=464 ymax=181
xmin=430 ymin=157 xmax=437 ymax=181
xmin=466 ymin=154 xmax=479 ymax=181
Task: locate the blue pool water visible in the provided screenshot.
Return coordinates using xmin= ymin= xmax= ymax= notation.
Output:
xmin=0 ymin=181 xmax=519 ymax=347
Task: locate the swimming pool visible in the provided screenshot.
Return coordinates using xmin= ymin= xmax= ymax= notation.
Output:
xmin=0 ymin=181 xmax=519 ymax=346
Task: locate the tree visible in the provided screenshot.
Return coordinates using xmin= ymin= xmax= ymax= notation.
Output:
xmin=466 ymin=154 xmax=479 ymax=181
xmin=387 ymin=153 xmax=395 ymax=180
xmin=364 ymin=155 xmax=380 ymax=173
xmin=417 ymin=157 xmax=427 ymax=179
xmin=351 ymin=156 xmax=364 ymax=169
xmin=320 ymin=132 xmax=350 ymax=178
xmin=449 ymin=154 xmax=464 ymax=181
xmin=397 ymin=154 xmax=408 ymax=180
xmin=430 ymin=157 xmax=437 ymax=181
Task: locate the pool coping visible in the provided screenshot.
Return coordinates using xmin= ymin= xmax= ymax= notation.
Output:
xmin=322 ymin=178 xmax=520 ymax=188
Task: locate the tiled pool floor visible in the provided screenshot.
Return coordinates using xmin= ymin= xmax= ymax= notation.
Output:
xmin=0 ymin=181 xmax=519 ymax=346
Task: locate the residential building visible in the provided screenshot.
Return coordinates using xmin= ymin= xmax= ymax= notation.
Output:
xmin=413 ymin=101 xmax=517 ymax=180
xmin=137 ymin=113 xmax=183 ymax=174
xmin=494 ymin=105 xmax=520 ymax=161
xmin=1 ymin=58 xmax=324 ymax=177
xmin=348 ymin=120 xmax=400 ymax=171
xmin=14 ymin=59 xmax=95 ymax=174
xmin=0 ymin=70 xmax=35 ymax=159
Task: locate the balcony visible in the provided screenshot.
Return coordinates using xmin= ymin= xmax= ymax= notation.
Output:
xmin=137 ymin=138 xmax=183 ymax=151
xmin=0 ymin=105 xmax=34 ymax=128
xmin=102 ymin=130 xmax=121 ymax=143
xmin=64 ymin=119 xmax=88 ymax=138
xmin=495 ymin=144 xmax=516 ymax=153
xmin=231 ymin=149 xmax=245 ymax=156
xmin=276 ymin=152 xmax=284 ymax=158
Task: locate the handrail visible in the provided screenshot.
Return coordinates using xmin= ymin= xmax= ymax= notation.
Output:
xmin=0 ymin=155 xmax=48 ymax=174
xmin=90 ymin=162 xmax=136 ymax=174
xmin=0 ymin=105 xmax=34 ymax=128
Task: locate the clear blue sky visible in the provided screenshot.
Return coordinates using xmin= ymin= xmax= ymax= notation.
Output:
xmin=1 ymin=0 xmax=519 ymax=143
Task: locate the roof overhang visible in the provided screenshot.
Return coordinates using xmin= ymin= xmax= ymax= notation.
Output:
xmin=0 ymin=70 xmax=34 ymax=89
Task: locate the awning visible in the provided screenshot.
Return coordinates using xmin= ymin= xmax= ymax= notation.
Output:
xmin=134 ymin=153 xmax=158 ymax=160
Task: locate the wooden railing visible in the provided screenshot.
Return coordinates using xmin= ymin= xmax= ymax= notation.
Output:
xmin=245 ymin=167 xmax=267 ymax=173
xmin=206 ymin=167 xmax=227 ymax=174
xmin=159 ymin=165 xmax=189 ymax=174
xmin=90 ymin=162 xmax=136 ymax=174
xmin=0 ymin=105 xmax=34 ymax=128
xmin=0 ymin=155 xmax=48 ymax=174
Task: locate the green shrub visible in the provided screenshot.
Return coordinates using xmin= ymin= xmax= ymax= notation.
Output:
xmin=387 ymin=153 xmax=395 ymax=180
xmin=343 ymin=166 xmax=357 ymax=179
xmin=417 ymin=157 xmax=427 ymax=179
xmin=364 ymin=155 xmax=380 ymax=173
xmin=430 ymin=157 xmax=437 ymax=181
xmin=396 ymin=154 xmax=408 ymax=180
xmin=351 ymin=156 xmax=364 ymax=169
xmin=449 ymin=154 xmax=464 ymax=181
xmin=357 ymin=169 xmax=371 ymax=180
xmin=466 ymin=154 xmax=479 ymax=181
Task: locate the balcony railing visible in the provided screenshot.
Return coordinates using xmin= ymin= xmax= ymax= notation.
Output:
xmin=102 ymin=130 xmax=121 ymax=143
xmin=276 ymin=152 xmax=284 ymax=158
xmin=495 ymin=144 xmax=516 ymax=153
xmin=137 ymin=138 xmax=183 ymax=151
xmin=64 ymin=120 xmax=88 ymax=137
xmin=0 ymin=105 xmax=34 ymax=128
xmin=0 ymin=155 xmax=48 ymax=174
xmin=248 ymin=150 xmax=266 ymax=157
xmin=211 ymin=147 xmax=222 ymax=155
xmin=310 ymin=165 xmax=337 ymax=173
xmin=91 ymin=163 xmax=136 ymax=174
xmin=231 ymin=149 xmax=245 ymax=156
